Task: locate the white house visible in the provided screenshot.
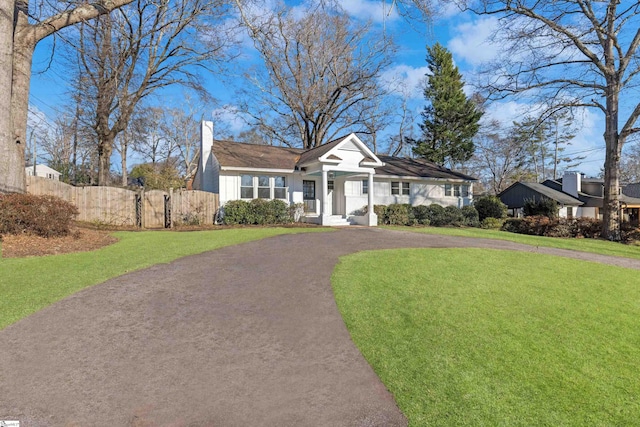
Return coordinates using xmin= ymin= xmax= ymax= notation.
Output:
xmin=193 ymin=121 xmax=477 ymax=226
xmin=25 ymin=164 xmax=61 ymax=181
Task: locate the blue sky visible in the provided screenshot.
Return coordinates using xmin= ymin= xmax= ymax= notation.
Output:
xmin=28 ymin=0 xmax=606 ymax=176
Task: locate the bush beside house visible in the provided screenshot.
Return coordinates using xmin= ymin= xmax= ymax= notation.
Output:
xmin=370 ymin=203 xmax=480 ymax=227
xmin=222 ymin=199 xmax=301 ymax=225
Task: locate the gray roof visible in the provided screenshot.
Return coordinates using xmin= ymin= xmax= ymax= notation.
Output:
xmin=209 ymin=138 xmax=477 ymax=181
xmin=520 ymin=182 xmax=584 ymax=205
xmin=623 ymin=183 xmax=640 ymax=198
xmin=297 ymin=136 xmax=348 ymax=165
xmin=499 ymin=182 xmax=583 ymax=208
xmin=376 ymin=156 xmax=477 ymax=181
xmin=211 ymin=140 xmax=304 ymax=170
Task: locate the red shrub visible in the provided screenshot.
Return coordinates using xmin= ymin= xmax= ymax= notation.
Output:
xmin=0 ymin=194 xmax=78 ymax=238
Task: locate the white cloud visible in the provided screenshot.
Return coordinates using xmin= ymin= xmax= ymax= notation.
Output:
xmin=338 ymin=0 xmax=399 ymax=23
xmin=448 ymin=16 xmax=500 ymax=67
xmin=380 ymin=64 xmax=429 ymax=98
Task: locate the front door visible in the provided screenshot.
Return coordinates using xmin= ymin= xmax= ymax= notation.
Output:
xmin=303 ymin=180 xmax=316 ymax=213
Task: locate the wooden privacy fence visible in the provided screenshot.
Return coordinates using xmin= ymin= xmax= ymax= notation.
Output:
xmin=26 ymin=176 xmax=219 ymax=228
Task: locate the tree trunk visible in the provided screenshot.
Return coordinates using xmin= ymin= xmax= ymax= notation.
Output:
xmin=10 ymin=8 xmax=36 ymax=193
xmin=97 ymin=136 xmax=114 ymax=185
xmin=121 ymin=142 xmax=128 ymax=187
xmin=602 ymin=81 xmax=621 ymax=241
xmin=0 ymin=0 xmax=17 ymax=193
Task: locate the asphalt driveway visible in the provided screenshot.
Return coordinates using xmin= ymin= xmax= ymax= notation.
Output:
xmin=1 ymin=228 xmax=638 ymax=426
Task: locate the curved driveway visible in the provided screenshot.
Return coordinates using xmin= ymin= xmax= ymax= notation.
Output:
xmin=1 ymin=228 xmax=639 ymax=426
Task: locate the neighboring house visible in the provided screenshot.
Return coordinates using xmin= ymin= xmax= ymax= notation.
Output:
xmin=25 ymin=164 xmax=61 ymax=181
xmin=193 ymin=121 xmax=476 ymax=226
xmin=499 ymin=171 xmax=640 ymax=224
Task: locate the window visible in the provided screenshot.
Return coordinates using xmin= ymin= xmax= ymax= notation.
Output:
xmin=241 ymin=175 xmax=254 ymax=199
xmin=391 ymin=182 xmax=400 ymax=195
xmin=242 ymin=175 xmax=287 ymax=199
xmin=362 ymin=180 xmax=368 ymax=195
xmin=567 ymin=207 xmax=573 ymax=219
xmin=391 ymin=181 xmax=410 ymax=195
xmin=328 ymin=180 xmax=334 ymax=191
xmin=445 ymin=184 xmax=470 ymax=197
xmin=257 ymin=175 xmax=270 ymax=198
xmin=274 ymin=176 xmax=286 ymax=199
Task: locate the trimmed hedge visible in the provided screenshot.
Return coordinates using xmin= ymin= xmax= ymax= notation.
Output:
xmin=368 ymin=203 xmax=479 ymax=227
xmin=222 ymin=199 xmax=297 ymax=225
xmin=0 ymin=193 xmax=78 ymax=238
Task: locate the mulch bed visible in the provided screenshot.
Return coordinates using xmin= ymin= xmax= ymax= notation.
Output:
xmin=1 ymin=228 xmax=119 ymax=258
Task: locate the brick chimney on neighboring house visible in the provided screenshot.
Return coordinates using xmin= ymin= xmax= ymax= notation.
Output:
xmin=562 ymin=171 xmax=582 ymax=198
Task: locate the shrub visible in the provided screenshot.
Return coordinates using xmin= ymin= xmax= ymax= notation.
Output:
xmin=427 ymin=204 xmax=448 ymax=226
xmin=461 ymin=205 xmax=480 ymax=227
xmin=443 ymin=205 xmax=465 ymax=226
xmin=374 ymin=205 xmax=388 ymax=225
xmin=222 ymin=199 xmax=294 ymax=225
xmin=502 ymin=218 xmax=525 ymax=234
xmin=572 ymin=217 xmax=601 ymax=239
xmin=481 ymin=217 xmax=505 ymax=229
xmin=474 ymin=196 xmax=507 ymax=221
xmin=222 ymin=200 xmax=251 ymax=225
xmin=386 ymin=204 xmax=412 ymax=225
xmin=0 ymin=193 xmax=78 ymax=238
xmin=412 ymin=205 xmax=431 ymax=225
xmin=502 ymin=216 xmax=604 ymax=238
xmin=523 ymin=198 xmax=558 ymax=219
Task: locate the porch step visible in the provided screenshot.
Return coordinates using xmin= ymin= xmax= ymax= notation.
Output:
xmin=327 ymin=215 xmax=352 ymax=226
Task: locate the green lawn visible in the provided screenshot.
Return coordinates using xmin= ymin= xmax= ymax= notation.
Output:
xmin=333 ymin=248 xmax=640 ymax=426
xmin=386 ymin=225 xmax=640 ymax=259
xmin=0 ymin=227 xmax=327 ymax=330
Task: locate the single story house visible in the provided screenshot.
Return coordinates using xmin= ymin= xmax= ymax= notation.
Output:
xmin=499 ymin=171 xmax=640 ymax=224
xmin=25 ymin=164 xmax=61 ymax=181
xmin=193 ymin=121 xmax=477 ymax=226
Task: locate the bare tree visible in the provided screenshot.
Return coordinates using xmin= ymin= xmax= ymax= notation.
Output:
xmin=461 ymin=0 xmax=640 ymax=240
xmin=132 ymin=107 xmax=179 ymax=166
xmin=235 ymin=2 xmax=393 ymax=149
xmin=620 ymin=143 xmax=640 ymax=183
xmin=71 ymin=0 xmax=230 ymax=185
xmin=160 ymin=105 xmax=203 ymax=179
xmin=470 ymin=120 xmax=533 ymax=194
xmin=0 ymin=0 xmax=139 ymax=193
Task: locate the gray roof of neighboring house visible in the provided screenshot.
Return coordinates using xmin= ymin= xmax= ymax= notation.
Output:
xmin=499 ymin=182 xmax=583 ymax=208
xmin=376 ymin=156 xmax=477 ymax=181
xmin=623 ymin=183 xmax=640 ymax=198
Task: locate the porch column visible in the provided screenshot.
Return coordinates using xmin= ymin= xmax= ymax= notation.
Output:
xmin=321 ymin=170 xmax=330 ymax=225
xmin=366 ymin=171 xmax=377 ymax=226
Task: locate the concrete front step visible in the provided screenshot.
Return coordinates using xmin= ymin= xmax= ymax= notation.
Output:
xmin=326 ymin=216 xmax=352 ymax=226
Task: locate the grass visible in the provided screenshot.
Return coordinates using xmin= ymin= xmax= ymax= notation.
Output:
xmin=333 ymin=248 xmax=640 ymax=426
xmin=0 ymin=227 xmax=327 ymax=330
xmin=385 ymin=225 xmax=640 ymax=259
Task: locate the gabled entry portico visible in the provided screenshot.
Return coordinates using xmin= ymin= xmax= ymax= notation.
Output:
xmin=297 ymin=134 xmax=382 ymax=226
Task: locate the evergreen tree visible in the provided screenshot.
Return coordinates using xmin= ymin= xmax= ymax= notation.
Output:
xmin=408 ymin=43 xmax=483 ymax=166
